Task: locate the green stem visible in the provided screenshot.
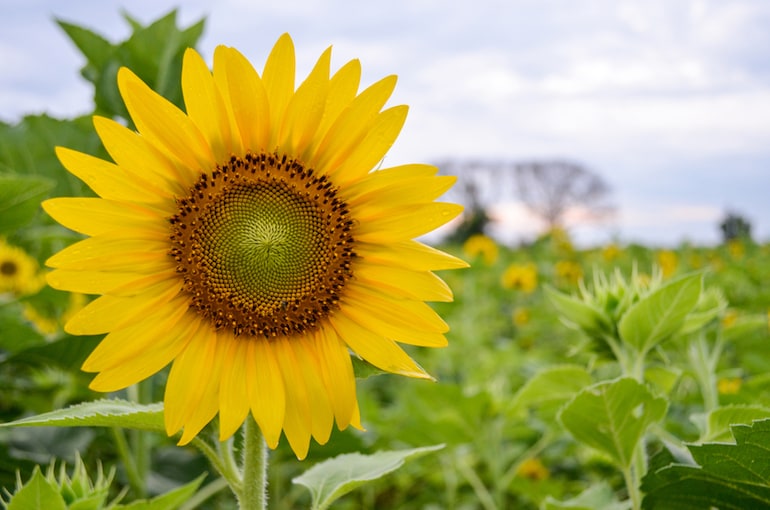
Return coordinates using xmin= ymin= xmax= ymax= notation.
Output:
xmin=456 ymin=454 xmax=497 ymax=510
xmin=622 ymin=464 xmax=642 ymax=510
xmin=190 ymin=436 xmax=242 ymax=494
xmin=239 ymin=415 xmax=269 ymax=510
xmin=110 ymin=427 xmax=143 ymax=497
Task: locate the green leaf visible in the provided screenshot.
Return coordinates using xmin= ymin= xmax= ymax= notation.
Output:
xmin=642 ymin=419 xmax=770 ymax=509
xmin=700 ymin=405 xmax=770 ymax=443
xmin=117 ymin=475 xmax=205 ymax=509
xmin=0 ymin=399 xmax=165 ymax=432
xmin=543 ymin=480 xmax=629 ymax=510
xmin=545 ymin=285 xmax=610 ymax=335
xmin=293 ymin=444 xmax=444 ymax=510
xmin=0 ymin=174 xmax=54 ymax=234
xmin=7 ymin=467 xmax=67 ymax=510
xmin=509 ymin=365 xmax=592 ymax=420
xmin=559 ymin=378 xmax=668 ymax=468
xmin=618 ymin=273 xmax=702 ymax=352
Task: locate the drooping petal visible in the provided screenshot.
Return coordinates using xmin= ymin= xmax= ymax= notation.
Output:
xmin=272 ymin=337 xmax=312 ymax=459
xmin=246 ymin=339 xmax=286 ymax=448
xmin=219 ymin=339 xmax=251 ymax=440
xmin=329 ymin=312 xmax=432 ymax=380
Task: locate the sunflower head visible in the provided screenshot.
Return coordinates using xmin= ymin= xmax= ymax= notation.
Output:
xmin=0 ymin=239 xmax=44 ymax=296
xmin=43 ymin=34 xmax=466 ymax=459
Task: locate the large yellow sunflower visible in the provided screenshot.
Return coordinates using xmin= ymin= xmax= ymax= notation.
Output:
xmin=43 ymin=34 xmax=466 ymax=459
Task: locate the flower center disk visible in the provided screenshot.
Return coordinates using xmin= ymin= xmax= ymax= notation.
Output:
xmin=169 ymin=152 xmax=355 ymax=338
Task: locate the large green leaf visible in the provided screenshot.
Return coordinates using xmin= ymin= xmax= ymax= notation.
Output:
xmin=699 ymin=405 xmax=770 ymax=443
xmin=293 ymin=444 xmax=444 ymax=510
xmin=642 ymin=419 xmax=770 ymax=509
xmin=618 ymin=273 xmax=702 ymax=352
xmin=0 ymin=399 xmax=165 ymax=432
xmin=57 ymin=10 xmax=205 ymax=121
xmin=509 ymin=365 xmax=592 ymax=420
xmin=6 ymin=467 xmax=67 ymax=510
xmin=0 ymin=174 xmax=54 ymax=234
xmin=559 ymin=378 xmax=667 ymax=468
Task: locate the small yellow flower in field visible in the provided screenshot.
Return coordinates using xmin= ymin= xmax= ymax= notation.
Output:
xmin=462 ymin=234 xmax=499 ymax=266
xmin=602 ymin=243 xmax=621 ymax=262
xmin=721 ymin=310 xmax=738 ymax=328
xmin=501 ymin=263 xmax=538 ymax=293
xmin=657 ymin=250 xmax=678 ymax=278
xmin=0 ymin=240 xmax=44 ymax=296
xmin=687 ymin=253 xmax=704 ymax=269
xmin=554 ymin=260 xmax=582 ymax=286
xmin=516 ymin=458 xmax=549 ymax=481
xmin=727 ymin=239 xmax=745 ymax=260
xmin=635 ymin=272 xmax=651 ymax=288
xmin=717 ymin=377 xmax=742 ymax=395
xmin=42 ymin=34 xmax=466 ymax=459
xmin=512 ymin=307 xmax=531 ymax=326
xmin=23 ymin=293 xmax=88 ymax=335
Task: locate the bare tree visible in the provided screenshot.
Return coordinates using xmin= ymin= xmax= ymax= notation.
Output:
xmin=513 ymin=160 xmax=614 ymax=229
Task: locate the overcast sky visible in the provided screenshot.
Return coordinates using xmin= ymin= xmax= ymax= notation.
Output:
xmin=2 ymin=0 xmax=769 ymax=246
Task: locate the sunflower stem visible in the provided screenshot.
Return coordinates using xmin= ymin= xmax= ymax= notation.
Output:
xmin=239 ymin=415 xmax=268 ymax=510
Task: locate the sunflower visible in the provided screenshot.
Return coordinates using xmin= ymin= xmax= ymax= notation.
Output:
xmin=43 ymin=34 xmax=465 ymax=459
xmin=0 ymin=239 xmax=44 ymax=296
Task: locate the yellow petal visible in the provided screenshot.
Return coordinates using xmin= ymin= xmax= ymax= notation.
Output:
xmin=329 ymin=312 xmax=432 ymax=380
xmin=353 ymin=202 xmax=463 ymax=243
xmin=182 ymin=48 xmax=241 ymax=162
xmin=357 ymin=239 xmax=469 ymax=271
xmin=302 ymin=58 xmax=361 ymax=163
xmin=272 ymin=337 xmax=311 ymax=460
xmin=46 ymin=236 xmax=169 ymax=272
xmin=42 ymin=198 xmax=167 ymax=237
xmin=310 ymin=75 xmax=397 ymax=175
xmin=340 ymin=301 xmax=448 ymax=348
xmin=82 ymin=295 xmax=190 ymax=372
xmin=93 ymin=116 xmax=189 ymax=199
xmin=217 ymin=46 xmax=271 ymax=153
xmin=289 ymin=336 xmax=334 ymax=444
xmin=314 ymin=327 xmax=356 ymax=429
xmin=177 ymin=332 xmax=229 ymax=445
xmin=262 ymin=33 xmax=296 ymax=148
xmin=88 ymin=311 xmax=196 ymax=391
xmin=328 ymin=105 xmax=407 ymax=185
xmin=278 ymin=46 xmax=330 ymax=155
xmin=354 ymin=262 xmax=453 ymax=302
xmin=65 ymin=279 xmax=181 ymax=335
xmin=118 ymin=67 xmax=214 ymax=173
xmin=246 ymin=339 xmax=286 ymax=448
xmin=164 ymin=322 xmax=214 ymax=435
xmin=343 ymin=283 xmax=448 ymax=333
xmin=55 ymin=147 xmax=167 ymax=204
xmin=346 ymin=175 xmax=457 ymax=209
xmin=219 ymin=339 xmax=251 ymax=440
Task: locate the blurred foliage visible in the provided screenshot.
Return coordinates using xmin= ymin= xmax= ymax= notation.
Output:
xmin=1 ymin=7 xmax=770 ymax=510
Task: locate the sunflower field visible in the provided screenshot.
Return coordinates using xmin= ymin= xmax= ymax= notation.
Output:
xmin=2 ymin=10 xmax=770 ymax=510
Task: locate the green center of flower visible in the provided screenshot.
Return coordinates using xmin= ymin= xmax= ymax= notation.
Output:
xmin=169 ymin=152 xmax=355 ymax=338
